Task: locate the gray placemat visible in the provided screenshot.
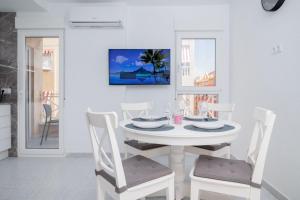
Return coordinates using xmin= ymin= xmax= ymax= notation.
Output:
xmin=125 ymin=123 xmax=174 ymax=131
xmin=183 ymin=117 xmax=218 ymax=122
xmin=184 ymin=124 xmax=235 ymax=132
xmin=132 ymin=117 xmax=168 ymax=122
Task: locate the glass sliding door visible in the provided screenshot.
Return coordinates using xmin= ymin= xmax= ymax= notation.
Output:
xmin=18 ymin=30 xmax=64 ymax=155
xmin=25 ymin=37 xmax=60 ymax=149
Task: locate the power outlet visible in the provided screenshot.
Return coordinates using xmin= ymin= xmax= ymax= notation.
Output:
xmin=1 ymin=88 xmax=11 ymax=95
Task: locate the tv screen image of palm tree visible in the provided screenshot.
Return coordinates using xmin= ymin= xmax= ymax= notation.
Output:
xmin=109 ymin=49 xmax=170 ymax=85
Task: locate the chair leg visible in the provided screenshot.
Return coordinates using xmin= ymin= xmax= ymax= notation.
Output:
xmin=124 ymin=146 xmax=129 ymax=159
xmin=96 ymin=180 xmax=105 ymax=200
xmin=40 ymin=122 xmax=47 ymax=145
xmin=226 ymin=147 xmax=231 ymax=159
xmin=166 ymin=180 xmax=174 ymax=200
xmin=190 ymin=181 xmax=200 ymax=200
xmin=45 ymin=122 xmax=51 ymax=141
xmin=224 ymin=146 xmax=231 ymax=159
xmin=249 ymin=187 xmax=261 ymax=200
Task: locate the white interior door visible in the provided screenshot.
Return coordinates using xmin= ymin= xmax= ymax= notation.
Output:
xmin=18 ymin=29 xmax=64 ymax=156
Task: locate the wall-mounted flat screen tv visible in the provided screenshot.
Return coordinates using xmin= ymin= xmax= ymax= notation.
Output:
xmin=109 ymin=49 xmax=170 ymax=85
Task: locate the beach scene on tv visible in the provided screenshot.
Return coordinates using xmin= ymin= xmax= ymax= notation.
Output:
xmin=109 ymin=49 xmax=170 ymax=85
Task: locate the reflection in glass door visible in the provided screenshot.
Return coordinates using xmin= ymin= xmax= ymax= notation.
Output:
xmin=25 ymin=37 xmax=60 ymax=149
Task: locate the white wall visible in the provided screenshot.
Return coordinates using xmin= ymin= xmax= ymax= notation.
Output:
xmin=230 ymin=0 xmax=300 ymax=199
xmin=64 ymin=28 xmax=127 ymax=153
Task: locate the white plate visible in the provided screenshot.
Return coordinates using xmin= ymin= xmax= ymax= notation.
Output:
xmin=192 ymin=121 xmax=224 ymax=129
xmin=185 ymin=115 xmax=204 ymax=120
xmin=132 ymin=120 xmax=168 ymax=129
xmin=140 ymin=115 xmax=163 ymax=120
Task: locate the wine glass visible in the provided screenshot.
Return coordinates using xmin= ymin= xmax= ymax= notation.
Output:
xmin=164 ymin=103 xmax=172 ymax=125
xmin=200 ymin=101 xmax=209 ymax=119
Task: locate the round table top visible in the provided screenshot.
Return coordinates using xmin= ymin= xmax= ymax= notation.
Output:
xmin=120 ymin=120 xmax=241 ymax=146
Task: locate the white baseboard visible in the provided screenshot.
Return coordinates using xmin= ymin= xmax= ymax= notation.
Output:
xmin=262 ymin=180 xmax=289 ymax=200
xmin=0 ymin=150 xmax=9 ymax=160
xmin=66 ymin=152 xmax=125 ymax=158
xmin=66 ymin=153 xmax=93 ymax=157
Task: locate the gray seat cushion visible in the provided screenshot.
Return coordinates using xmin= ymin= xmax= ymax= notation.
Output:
xmin=193 ymin=155 xmax=253 ymax=186
xmin=194 ymin=143 xmax=230 ymax=151
xmin=98 ymin=155 xmax=173 ymax=192
xmin=125 ymin=140 xmax=167 ymax=150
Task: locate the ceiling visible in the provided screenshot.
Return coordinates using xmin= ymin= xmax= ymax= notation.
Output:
xmin=0 ymin=0 xmax=231 ymax=12
xmin=47 ymin=0 xmax=231 ymax=5
xmin=0 ymin=0 xmax=45 ymax=12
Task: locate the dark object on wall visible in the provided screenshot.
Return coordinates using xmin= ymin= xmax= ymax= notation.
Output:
xmin=261 ymin=0 xmax=285 ymax=11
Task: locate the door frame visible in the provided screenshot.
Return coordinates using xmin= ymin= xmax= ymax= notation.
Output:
xmin=18 ymin=29 xmax=65 ymax=156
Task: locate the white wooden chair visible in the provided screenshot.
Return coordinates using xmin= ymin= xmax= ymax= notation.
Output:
xmin=121 ymin=102 xmax=171 ymax=159
xmin=86 ymin=108 xmax=175 ymax=200
xmin=189 ymin=107 xmax=276 ymax=200
xmin=185 ymin=103 xmax=236 ymax=158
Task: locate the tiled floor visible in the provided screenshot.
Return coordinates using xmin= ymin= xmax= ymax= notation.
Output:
xmin=0 ymin=156 xmax=278 ymax=200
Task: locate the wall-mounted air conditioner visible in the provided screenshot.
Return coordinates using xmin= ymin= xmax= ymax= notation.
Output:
xmin=68 ymin=5 xmax=125 ymax=29
xmin=69 ymin=20 xmax=122 ymax=28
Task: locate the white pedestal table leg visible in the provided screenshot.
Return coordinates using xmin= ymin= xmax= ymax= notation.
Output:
xmin=170 ymin=146 xmax=185 ymax=200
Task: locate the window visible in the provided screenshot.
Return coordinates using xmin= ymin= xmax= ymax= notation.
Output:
xmin=181 ymin=39 xmax=216 ymax=87
xmin=176 ymin=31 xmax=228 ymax=114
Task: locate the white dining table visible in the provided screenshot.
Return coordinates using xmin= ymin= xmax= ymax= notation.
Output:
xmin=120 ymin=119 xmax=241 ymax=200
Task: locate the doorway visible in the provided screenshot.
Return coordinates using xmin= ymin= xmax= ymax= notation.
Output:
xmin=18 ymin=30 xmax=64 ymax=156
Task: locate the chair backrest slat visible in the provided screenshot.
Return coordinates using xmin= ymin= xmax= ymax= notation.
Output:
xmin=86 ymin=108 xmax=127 ymax=189
xmin=100 ymin=147 xmax=115 ymax=169
xmin=43 ymin=104 xmax=52 ymax=119
xmin=247 ymin=107 xmax=276 ymax=185
xmin=121 ymin=102 xmax=151 ymax=120
xmin=207 ymin=103 xmax=235 ymax=121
